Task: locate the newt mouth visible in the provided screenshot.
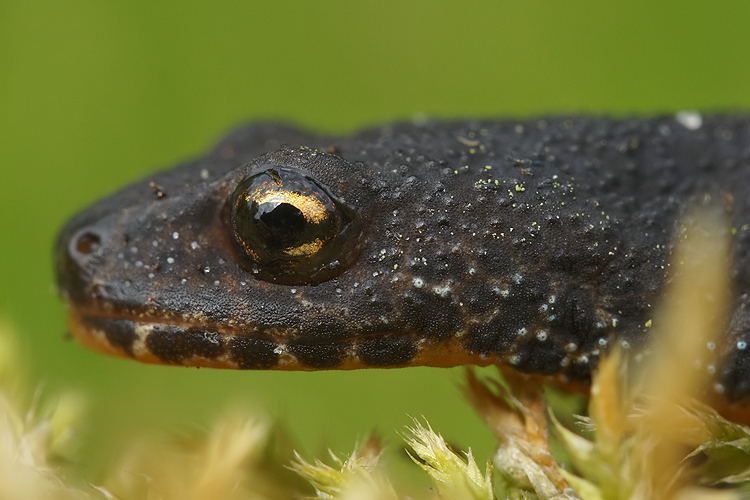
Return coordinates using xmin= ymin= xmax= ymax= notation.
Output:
xmin=65 ymin=308 xmax=491 ymax=371
xmin=67 ymin=310 xmax=285 ymax=369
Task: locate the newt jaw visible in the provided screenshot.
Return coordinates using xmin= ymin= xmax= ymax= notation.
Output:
xmin=67 ymin=311 xmax=238 ymax=369
xmin=65 ymin=308 xmax=502 ymax=371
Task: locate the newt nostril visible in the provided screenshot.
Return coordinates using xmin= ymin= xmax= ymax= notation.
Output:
xmin=74 ymin=231 xmax=101 ymax=255
xmin=66 ymin=228 xmax=106 ymax=267
xmin=56 ymin=226 xmax=108 ymax=303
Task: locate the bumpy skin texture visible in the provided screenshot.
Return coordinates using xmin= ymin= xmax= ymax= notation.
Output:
xmin=56 ymin=116 xmax=750 ymax=401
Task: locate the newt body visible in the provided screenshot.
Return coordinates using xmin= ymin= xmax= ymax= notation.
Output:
xmin=56 ymin=115 xmax=750 ymax=403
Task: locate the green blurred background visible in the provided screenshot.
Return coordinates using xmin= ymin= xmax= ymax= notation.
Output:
xmin=2 ymin=0 xmax=750 ymax=482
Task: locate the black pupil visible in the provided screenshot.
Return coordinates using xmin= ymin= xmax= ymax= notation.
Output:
xmin=256 ymin=202 xmax=307 ymax=248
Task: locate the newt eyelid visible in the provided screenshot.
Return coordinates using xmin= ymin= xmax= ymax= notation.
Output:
xmin=55 ymin=115 xmax=750 ymax=409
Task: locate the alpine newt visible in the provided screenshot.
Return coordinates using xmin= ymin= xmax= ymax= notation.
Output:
xmin=55 ymin=114 xmax=750 ymax=405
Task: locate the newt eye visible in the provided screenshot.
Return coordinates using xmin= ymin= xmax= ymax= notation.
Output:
xmin=229 ymin=166 xmax=359 ymax=284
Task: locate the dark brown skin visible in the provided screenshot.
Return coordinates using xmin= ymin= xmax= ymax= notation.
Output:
xmin=56 ymin=115 xmax=750 ymax=407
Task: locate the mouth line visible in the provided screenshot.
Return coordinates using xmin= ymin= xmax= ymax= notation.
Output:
xmin=63 ymin=305 xmax=497 ymax=371
xmin=72 ymin=305 xmax=264 ymax=340
xmin=64 ymin=305 xmax=440 ymax=371
xmin=69 ymin=306 xmax=399 ymax=345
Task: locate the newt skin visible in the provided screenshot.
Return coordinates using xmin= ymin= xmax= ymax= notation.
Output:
xmin=56 ymin=115 xmax=750 ymax=403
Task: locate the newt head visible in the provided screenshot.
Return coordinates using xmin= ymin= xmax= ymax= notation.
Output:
xmin=56 ymin=123 xmax=509 ymax=372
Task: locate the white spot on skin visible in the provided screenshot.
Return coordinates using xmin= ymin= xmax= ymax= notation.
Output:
xmin=536 ymin=330 xmax=548 ymax=341
xmin=565 ymin=343 xmax=577 ymax=353
xmin=738 ymin=341 xmax=747 ymax=350
xmin=167 ymin=257 xmax=175 ymax=264
xmin=172 ymin=231 xmax=179 ymax=240
xmin=412 ymin=277 xmax=424 ymax=288
xmin=509 ymin=355 xmax=521 ymax=365
xmin=200 ymin=168 xmax=210 ymax=179
xmin=433 ymin=285 xmax=452 ymax=298
xmin=707 ymin=364 xmax=716 ymax=374
xmin=707 ymin=342 xmax=716 ymax=351
xmin=675 ymin=110 xmax=703 ymax=130
xmin=190 ymin=241 xmax=200 ymax=250
xmin=714 ymin=383 xmax=726 ymax=394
